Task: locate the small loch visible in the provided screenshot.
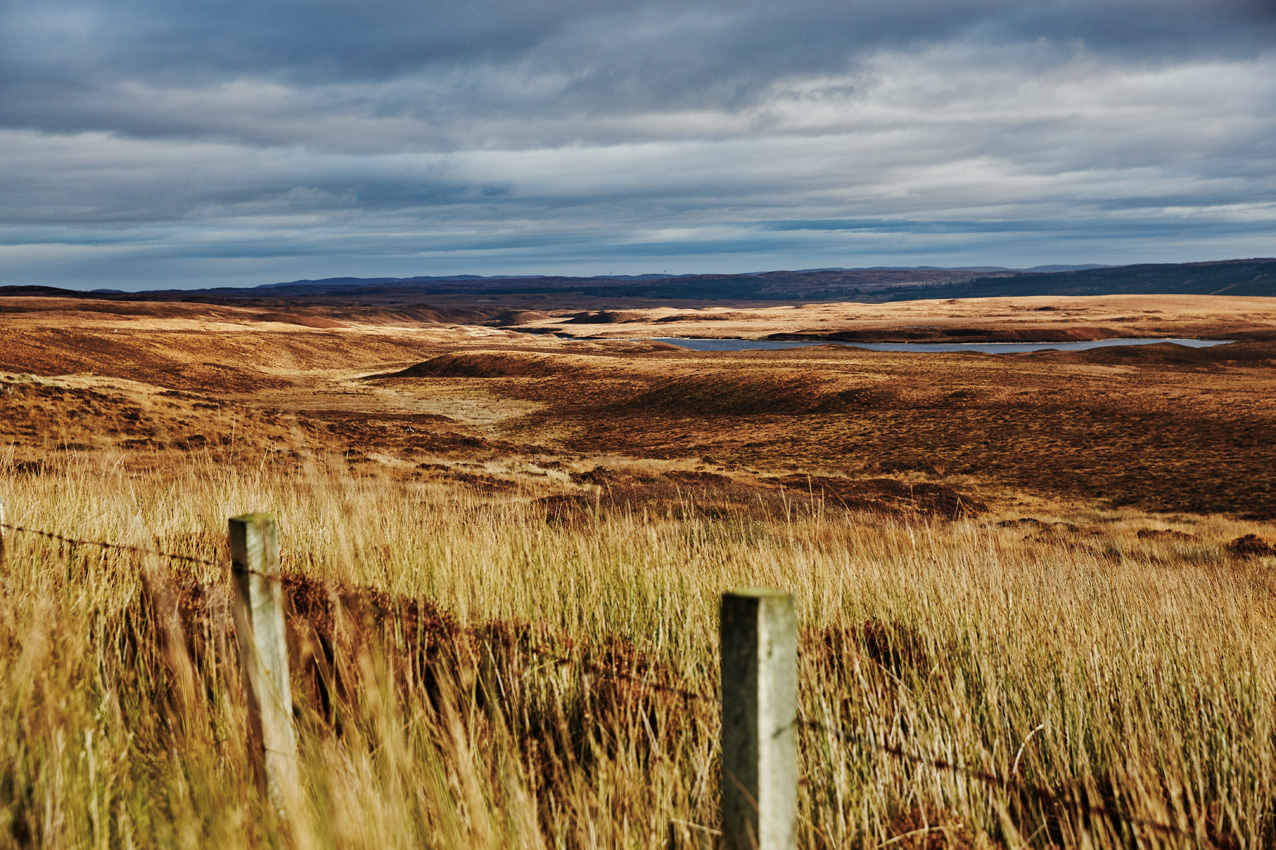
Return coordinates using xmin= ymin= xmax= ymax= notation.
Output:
xmin=646 ymin=337 xmax=1232 ymax=355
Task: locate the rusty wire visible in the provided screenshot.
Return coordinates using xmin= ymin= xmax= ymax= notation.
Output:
xmin=795 ymin=717 xmax=1191 ymax=839
xmin=1 ymin=521 xmax=278 ymax=578
xmin=1 ymin=521 xmax=220 ymax=567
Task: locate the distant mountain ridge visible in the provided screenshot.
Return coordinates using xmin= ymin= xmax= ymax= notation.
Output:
xmin=3 ymin=258 xmax=1273 ymax=304
xmin=236 ymin=259 xmax=1274 ymax=302
xmin=905 ymin=258 xmax=1276 ymax=301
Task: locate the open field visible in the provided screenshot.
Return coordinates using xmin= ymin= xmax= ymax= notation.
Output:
xmin=508 ymin=293 xmax=1276 ymax=344
xmin=4 ymin=293 xmax=1276 ymax=519
xmin=2 ymin=292 xmax=1276 ymax=847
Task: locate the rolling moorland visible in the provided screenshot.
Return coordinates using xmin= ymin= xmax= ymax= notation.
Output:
xmin=2 ymin=278 xmax=1276 ymax=847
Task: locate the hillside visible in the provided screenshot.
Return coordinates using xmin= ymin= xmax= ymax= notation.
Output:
xmin=5 ymin=259 xmax=1274 ymax=310
xmin=896 ymin=258 xmax=1276 ymax=301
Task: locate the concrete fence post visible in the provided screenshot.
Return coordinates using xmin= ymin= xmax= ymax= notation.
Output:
xmin=720 ymin=588 xmax=798 ymax=850
xmin=229 ymin=512 xmax=298 ymax=808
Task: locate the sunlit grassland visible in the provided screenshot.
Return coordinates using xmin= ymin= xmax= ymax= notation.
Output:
xmin=1 ymin=451 xmax=1274 ymax=847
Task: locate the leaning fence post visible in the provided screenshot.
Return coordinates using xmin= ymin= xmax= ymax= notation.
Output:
xmin=720 ymin=588 xmax=798 ymax=850
xmin=229 ymin=512 xmax=298 ymax=808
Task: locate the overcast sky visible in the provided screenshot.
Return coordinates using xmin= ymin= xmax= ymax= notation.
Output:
xmin=2 ymin=0 xmax=1274 ymax=290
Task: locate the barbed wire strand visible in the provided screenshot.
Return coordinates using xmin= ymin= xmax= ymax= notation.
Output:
xmin=1 ymin=521 xmax=219 ymax=567
xmin=506 ymin=630 xmax=1189 ymax=839
xmin=798 ymin=713 xmax=1189 ymax=838
xmin=506 ymin=639 xmax=1190 ymax=840
xmin=1 ymin=521 xmax=277 ymax=578
xmin=510 ymin=622 xmax=1188 ymax=839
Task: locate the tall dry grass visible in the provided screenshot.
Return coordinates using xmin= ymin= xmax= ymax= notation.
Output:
xmin=0 ymin=450 xmax=1273 ymax=847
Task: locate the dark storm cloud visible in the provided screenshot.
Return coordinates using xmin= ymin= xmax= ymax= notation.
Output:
xmin=4 ymin=0 xmax=1273 ymax=140
xmin=1 ymin=0 xmax=1275 ymax=288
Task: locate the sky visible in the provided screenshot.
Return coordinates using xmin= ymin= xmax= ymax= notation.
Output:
xmin=2 ymin=0 xmax=1275 ymax=290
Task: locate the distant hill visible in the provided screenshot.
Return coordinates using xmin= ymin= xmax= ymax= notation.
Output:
xmin=210 ymin=267 xmax=1008 ymax=302
xmin=4 ymin=258 xmax=1274 ymax=307
xmin=892 ymin=258 xmax=1276 ymax=301
xmin=236 ymin=259 xmax=1276 ymax=302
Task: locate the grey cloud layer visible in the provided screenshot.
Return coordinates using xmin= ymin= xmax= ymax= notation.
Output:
xmin=5 ymin=0 xmax=1273 ymax=142
xmin=1 ymin=0 xmax=1274 ymax=287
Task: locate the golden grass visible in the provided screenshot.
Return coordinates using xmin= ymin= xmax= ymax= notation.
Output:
xmin=1 ymin=451 xmax=1274 ymax=847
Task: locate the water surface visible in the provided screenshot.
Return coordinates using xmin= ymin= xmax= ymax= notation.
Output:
xmin=647 ymin=337 xmax=1231 ymax=354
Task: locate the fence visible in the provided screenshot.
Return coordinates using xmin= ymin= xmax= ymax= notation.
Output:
xmin=0 ymin=503 xmax=1195 ymax=848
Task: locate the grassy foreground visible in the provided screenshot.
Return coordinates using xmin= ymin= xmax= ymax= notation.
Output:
xmin=1 ymin=452 xmax=1274 ymax=848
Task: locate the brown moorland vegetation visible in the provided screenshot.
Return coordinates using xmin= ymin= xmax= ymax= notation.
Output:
xmin=2 ymin=292 xmax=1275 ymax=847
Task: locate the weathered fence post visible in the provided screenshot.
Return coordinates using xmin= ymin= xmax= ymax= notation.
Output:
xmin=229 ymin=512 xmax=298 ymax=808
xmin=720 ymin=588 xmax=798 ymax=850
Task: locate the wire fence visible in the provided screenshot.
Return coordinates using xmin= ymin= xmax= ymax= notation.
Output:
xmin=0 ymin=521 xmax=283 ymax=579
xmin=0 ymin=518 xmax=1196 ymax=841
xmin=1 ymin=520 xmax=220 ymax=568
xmin=519 ymin=639 xmax=1190 ymax=840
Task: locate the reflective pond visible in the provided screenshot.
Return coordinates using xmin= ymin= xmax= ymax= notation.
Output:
xmin=646 ymin=337 xmax=1231 ymax=354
